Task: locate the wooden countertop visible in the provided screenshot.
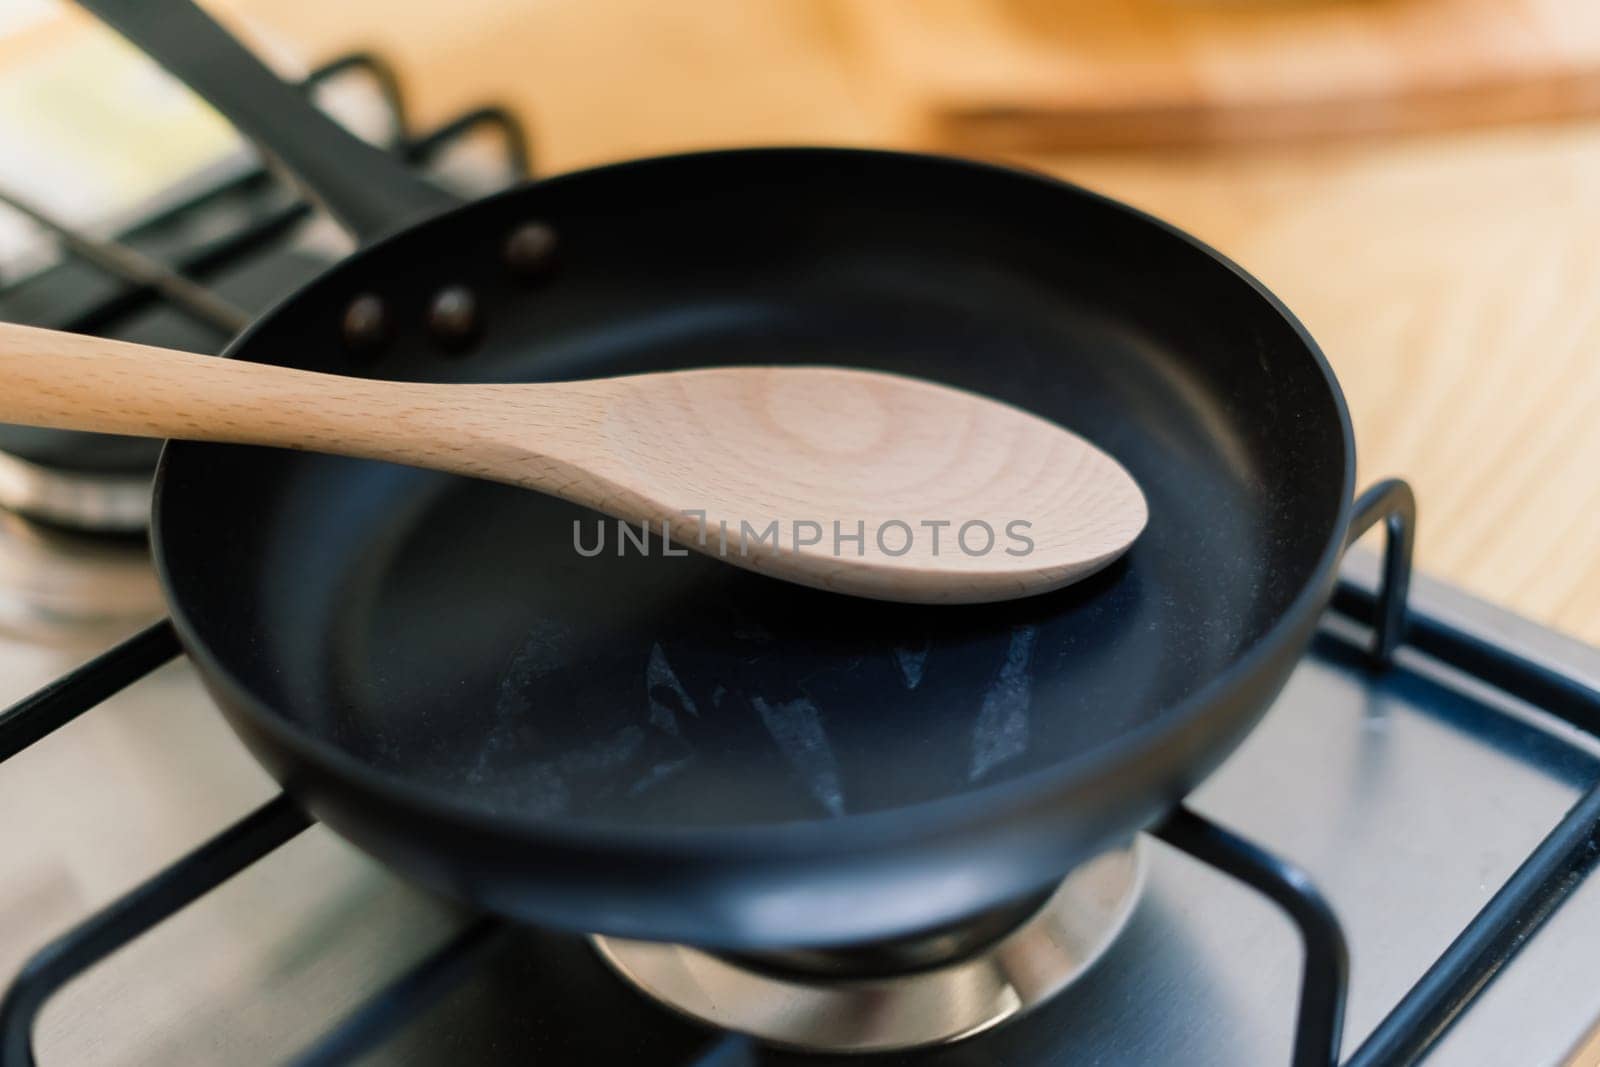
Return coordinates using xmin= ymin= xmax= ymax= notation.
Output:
xmin=111 ymin=1 xmax=1600 ymax=641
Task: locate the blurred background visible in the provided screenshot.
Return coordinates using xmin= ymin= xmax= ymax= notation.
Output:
xmin=3 ymin=0 xmax=1597 ymax=639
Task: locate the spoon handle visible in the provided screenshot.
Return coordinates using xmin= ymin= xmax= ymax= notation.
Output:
xmin=0 ymin=322 xmax=501 ymax=469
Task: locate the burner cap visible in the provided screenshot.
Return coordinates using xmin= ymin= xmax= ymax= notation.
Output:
xmin=0 ymin=511 xmax=162 ymax=637
xmin=0 ymin=449 xmax=154 ymax=533
xmin=593 ymin=841 xmax=1144 ymax=1053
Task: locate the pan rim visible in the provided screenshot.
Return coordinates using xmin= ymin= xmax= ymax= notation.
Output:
xmin=151 ymin=144 xmax=1356 ymax=861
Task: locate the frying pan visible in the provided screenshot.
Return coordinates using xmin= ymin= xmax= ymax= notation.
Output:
xmin=81 ymin=0 xmax=1401 ymax=950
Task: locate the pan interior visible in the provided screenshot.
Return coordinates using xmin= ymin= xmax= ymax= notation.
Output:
xmin=156 ymin=152 xmax=1346 ymax=831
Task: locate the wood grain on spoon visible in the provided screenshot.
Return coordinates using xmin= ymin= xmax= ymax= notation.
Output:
xmin=0 ymin=322 xmax=1146 ymax=603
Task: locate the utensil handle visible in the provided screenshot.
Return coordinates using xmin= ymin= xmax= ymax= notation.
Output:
xmin=76 ymin=0 xmax=461 ymax=243
xmin=0 ymin=323 xmax=439 ymax=463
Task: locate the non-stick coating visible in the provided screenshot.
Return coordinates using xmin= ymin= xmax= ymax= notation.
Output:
xmin=154 ymin=150 xmax=1350 ymax=944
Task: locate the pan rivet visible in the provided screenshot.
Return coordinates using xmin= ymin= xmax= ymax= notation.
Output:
xmin=341 ymin=294 xmax=388 ymax=355
xmin=502 ymin=222 xmax=558 ymax=276
xmin=427 ymin=285 xmax=479 ymax=350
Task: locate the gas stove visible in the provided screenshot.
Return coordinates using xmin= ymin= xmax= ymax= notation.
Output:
xmin=3 ymin=50 xmax=1600 ymax=1067
xmin=5 ymin=536 xmax=1600 ymax=1066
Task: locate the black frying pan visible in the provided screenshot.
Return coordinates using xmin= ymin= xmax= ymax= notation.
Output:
xmin=82 ymin=0 xmax=1403 ymax=950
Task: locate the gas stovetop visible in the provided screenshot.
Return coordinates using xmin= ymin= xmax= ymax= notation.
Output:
xmin=3 ymin=551 xmax=1599 ymax=1066
xmin=3 ymin=49 xmax=1600 ymax=1067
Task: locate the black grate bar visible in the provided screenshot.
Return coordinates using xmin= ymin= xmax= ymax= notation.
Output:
xmin=286 ymin=918 xmax=505 ymax=1067
xmin=1155 ymin=804 xmax=1349 ymax=1067
xmin=0 ymin=618 xmax=179 ymax=761
xmin=405 ymin=105 xmax=532 ymax=179
xmin=1345 ymin=778 xmax=1600 ymax=1067
xmin=0 ymin=794 xmax=311 ymax=1067
xmin=298 ymin=53 xmax=409 ymax=139
xmin=0 ymin=185 xmax=249 ymax=333
xmin=1344 ymin=479 xmax=1416 ymax=666
xmin=62 ymin=196 xmax=297 ymax=337
xmin=1334 ymin=579 xmax=1600 ymax=738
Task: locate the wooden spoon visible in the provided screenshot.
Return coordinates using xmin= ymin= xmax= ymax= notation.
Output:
xmin=0 ymin=323 xmax=1146 ymax=604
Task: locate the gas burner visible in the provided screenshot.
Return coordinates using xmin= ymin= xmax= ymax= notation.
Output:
xmin=0 ymin=449 xmax=153 ymax=534
xmin=593 ymin=842 xmax=1145 ymax=1053
xmin=0 ymin=510 xmax=161 ymax=637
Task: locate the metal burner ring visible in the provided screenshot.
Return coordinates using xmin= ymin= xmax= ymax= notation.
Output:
xmin=593 ymin=840 xmax=1145 ymax=1054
